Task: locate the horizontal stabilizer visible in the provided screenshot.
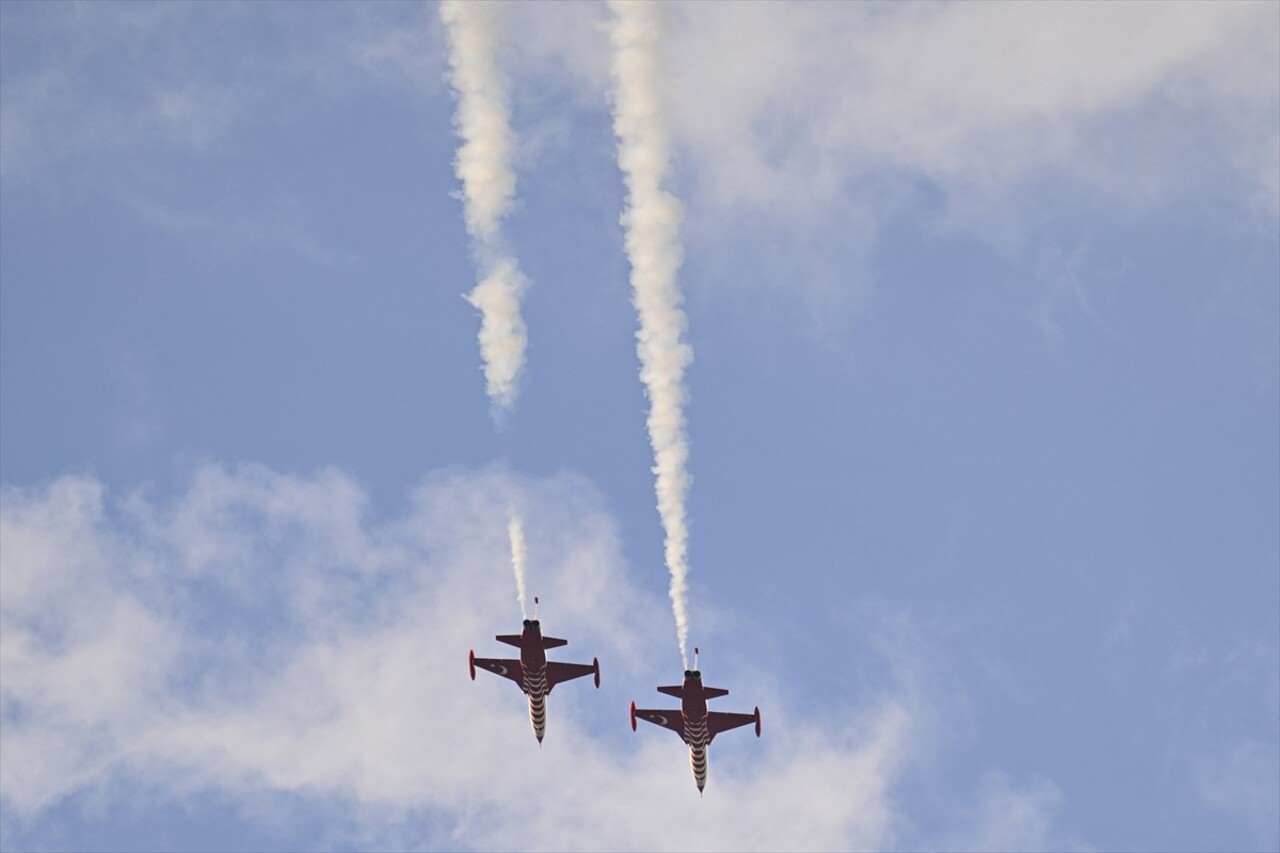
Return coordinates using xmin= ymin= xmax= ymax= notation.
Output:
xmin=495 ymin=634 xmax=523 ymax=648
xmin=703 ymin=687 xmax=729 ymax=700
xmin=657 ymin=685 xmax=685 ymax=699
xmin=542 ymin=636 xmax=568 ymax=649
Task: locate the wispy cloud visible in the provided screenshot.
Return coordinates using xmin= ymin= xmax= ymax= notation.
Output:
xmin=1197 ymin=740 xmax=1280 ymax=842
xmin=0 ymin=3 xmax=440 ymax=189
xmin=124 ymin=194 xmax=345 ymax=267
xmin=502 ymin=1 xmax=1278 ymax=226
xmin=0 ymin=463 xmax=1080 ymax=851
xmin=927 ymin=772 xmax=1087 ymax=853
xmin=6 ymin=2 xmax=1272 ymax=330
xmin=500 ymin=1 xmax=1278 ymax=331
xmin=657 ymin=2 xmax=1278 ymax=221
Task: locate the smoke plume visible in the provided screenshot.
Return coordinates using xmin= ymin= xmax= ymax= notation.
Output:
xmin=440 ymin=0 xmax=528 ymax=415
xmin=508 ymin=510 xmax=529 ymax=619
xmin=608 ymin=0 xmax=694 ymax=669
xmin=465 ymin=258 xmax=529 ymax=413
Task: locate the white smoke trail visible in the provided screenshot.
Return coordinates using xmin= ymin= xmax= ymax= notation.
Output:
xmin=608 ymin=0 xmax=693 ymax=669
xmin=440 ymin=0 xmax=528 ymax=415
xmin=508 ymin=511 xmax=529 ymax=619
xmin=466 ymin=258 xmax=528 ymax=413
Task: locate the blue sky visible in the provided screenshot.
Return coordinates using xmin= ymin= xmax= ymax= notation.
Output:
xmin=1 ymin=2 xmax=1277 ymax=851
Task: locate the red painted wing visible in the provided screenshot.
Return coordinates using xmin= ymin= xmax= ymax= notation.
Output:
xmin=633 ymin=708 xmax=686 ymax=741
xmin=471 ymin=656 xmax=523 ymax=687
xmin=706 ymin=711 xmax=757 ymax=742
xmin=545 ymin=661 xmax=595 ymax=691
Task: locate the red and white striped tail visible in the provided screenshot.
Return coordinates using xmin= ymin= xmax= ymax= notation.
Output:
xmin=529 ymin=693 xmax=546 ymax=742
xmin=690 ymin=744 xmax=707 ymax=791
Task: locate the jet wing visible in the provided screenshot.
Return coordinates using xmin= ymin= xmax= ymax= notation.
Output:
xmin=634 ymin=707 xmax=687 ymax=742
xmin=545 ymin=660 xmax=596 ymax=691
xmin=472 ymin=656 xmax=523 ymax=688
xmin=707 ymin=709 xmax=760 ymax=742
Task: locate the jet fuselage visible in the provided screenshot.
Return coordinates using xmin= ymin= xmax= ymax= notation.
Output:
xmin=631 ymin=661 xmax=759 ymax=794
xmin=679 ymin=673 xmax=712 ymax=791
xmin=518 ymin=620 xmax=550 ymax=741
xmin=470 ymin=614 xmax=598 ymax=744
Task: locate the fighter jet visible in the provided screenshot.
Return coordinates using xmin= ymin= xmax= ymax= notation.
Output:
xmin=469 ymin=598 xmax=600 ymax=743
xmin=630 ymin=648 xmax=761 ymax=794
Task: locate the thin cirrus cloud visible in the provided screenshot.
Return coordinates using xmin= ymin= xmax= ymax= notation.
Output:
xmin=0 ymin=464 xmax=1072 ymax=851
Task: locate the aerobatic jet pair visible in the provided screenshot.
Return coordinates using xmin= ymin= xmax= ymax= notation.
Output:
xmin=469 ymin=598 xmax=761 ymax=793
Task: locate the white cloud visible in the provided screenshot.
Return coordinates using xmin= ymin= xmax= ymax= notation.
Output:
xmin=496 ymin=0 xmax=1278 ymax=334
xmin=0 ymin=475 xmax=176 ymax=817
xmin=0 ymin=463 xmax=1090 ymax=851
xmin=0 ymin=464 xmax=936 ymax=851
xmin=656 ymin=1 xmax=1278 ymax=222
xmin=6 ymin=1 xmax=1271 ymax=326
xmin=503 ymin=1 xmax=1277 ymax=225
xmin=6 ymin=2 xmax=1272 ymax=238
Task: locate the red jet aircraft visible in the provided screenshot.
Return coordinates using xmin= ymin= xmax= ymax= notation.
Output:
xmin=469 ymin=599 xmax=600 ymax=743
xmin=630 ymin=649 xmax=761 ymax=793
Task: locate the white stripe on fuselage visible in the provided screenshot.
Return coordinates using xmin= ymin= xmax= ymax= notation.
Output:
xmin=685 ymin=717 xmax=709 ymax=789
xmin=523 ymin=667 xmax=549 ymax=740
